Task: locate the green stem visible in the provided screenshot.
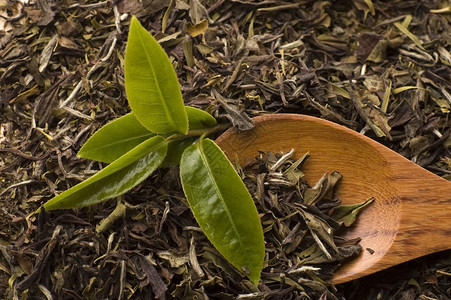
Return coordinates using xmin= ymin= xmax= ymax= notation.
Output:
xmin=167 ymin=123 xmax=230 ymax=142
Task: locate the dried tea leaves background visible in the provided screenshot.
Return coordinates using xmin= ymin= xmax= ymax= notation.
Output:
xmin=1 ymin=0 xmax=450 ymax=299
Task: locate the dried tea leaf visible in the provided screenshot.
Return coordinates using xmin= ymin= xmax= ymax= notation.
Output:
xmin=298 ymin=243 xmax=332 ymax=265
xmin=394 ymin=19 xmax=425 ymax=50
xmin=212 ymin=89 xmax=254 ymax=131
xmin=437 ymin=46 xmax=451 ymax=65
xmin=349 ymin=87 xmax=392 ymax=139
xmin=330 ymin=83 xmax=350 ymax=99
xmin=39 ymin=34 xmax=57 ymax=73
xmin=330 ymin=197 xmax=375 ymax=227
xmin=356 ymin=33 xmax=387 ymax=63
xmin=182 ymin=39 xmax=194 ymax=68
xmin=298 ymin=206 xmax=339 ymax=259
xmin=136 ymin=254 xmax=168 ymax=300
xmin=304 ymin=171 xmax=342 ymax=205
xmin=363 ymin=0 xmax=375 ymax=15
xmin=36 ymin=0 xmax=55 ymax=26
xmin=157 ymin=250 xmax=189 ymax=268
xmin=431 ymin=96 xmax=451 ymax=113
xmin=365 ymin=38 xmax=388 ymax=63
xmin=96 ymin=201 xmax=126 ymax=233
xmin=186 ymin=19 xmax=209 ymax=37
xmin=189 ymin=0 xmax=212 ymax=24
xmin=161 ymin=0 xmax=175 ymax=33
xmin=381 ymin=80 xmax=392 ymax=113
xmin=196 ymin=43 xmax=214 ymax=55
xmin=393 ymin=86 xmax=422 ymax=94
xmin=243 ymin=150 xmax=371 ymax=285
xmin=284 ymin=152 xmax=309 ymax=184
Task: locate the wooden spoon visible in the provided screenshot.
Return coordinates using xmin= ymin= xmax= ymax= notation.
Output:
xmin=215 ymin=114 xmax=451 ymax=284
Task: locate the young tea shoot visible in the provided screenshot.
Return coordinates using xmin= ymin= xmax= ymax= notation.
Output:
xmin=38 ymin=16 xmax=265 ymax=284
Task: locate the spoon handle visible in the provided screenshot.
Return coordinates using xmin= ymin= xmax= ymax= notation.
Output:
xmin=335 ymin=152 xmax=451 ymax=284
xmin=391 ymin=168 xmax=451 ymax=263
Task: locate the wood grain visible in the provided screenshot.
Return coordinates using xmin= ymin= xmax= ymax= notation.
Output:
xmin=215 ymin=114 xmax=451 ymax=284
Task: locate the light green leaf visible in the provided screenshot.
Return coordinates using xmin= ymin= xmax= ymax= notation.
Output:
xmin=77 ymin=113 xmax=154 ymax=163
xmin=180 ymin=138 xmax=264 ymax=284
xmin=185 ymin=106 xmax=217 ymax=129
xmin=330 ymin=197 xmax=374 ymax=227
xmin=42 ymin=136 xmax=168 ymax=210
xmin=125 ymin=16 xmax=188 ymax=134
xmin=78 ymin=107 xmax=216 ymax=167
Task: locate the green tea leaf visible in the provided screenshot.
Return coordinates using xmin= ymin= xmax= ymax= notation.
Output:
xmin=78 ymin=107 xmax=215 ymax=164
xmin=43 ymin=136 xmax=168 ymax=210
xmin=161 ymin=107 xmax=216 ymax=165
xmin=77 ymin=113 xmax=154 ymax=163
xmin=125 ymin=16 xmax=188 ymax=135
xmin=155 ymin=106 xmax=217 ymax=165
xmin=185 ymin=106 xmax=217 ymax=129
xmin=330 ymin=197 xmax=374 ymax=227
xmin=180 ymin=138 xmax=264 ymax=284
xmin=161 ymin=137 xmax=196 ymax=166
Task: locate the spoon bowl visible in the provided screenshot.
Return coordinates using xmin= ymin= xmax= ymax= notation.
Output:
xmin=215 ymin=114 xmax=451 ymax=284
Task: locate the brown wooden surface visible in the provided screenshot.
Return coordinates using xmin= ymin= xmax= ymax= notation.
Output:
xmin=215 ymin=114 xmax=451 ymax=284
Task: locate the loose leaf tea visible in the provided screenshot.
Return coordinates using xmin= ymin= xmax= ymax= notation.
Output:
xmin=3 ymin=0 xmax=451 ymax=299
xmin=241 ymin=150 xmax=373 ymax=294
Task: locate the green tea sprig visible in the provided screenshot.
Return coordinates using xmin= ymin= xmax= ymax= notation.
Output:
xmin=37 ymin=16 xmax=265 ymax=285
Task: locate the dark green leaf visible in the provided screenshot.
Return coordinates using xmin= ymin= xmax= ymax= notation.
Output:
xmin=77 ymin=113 xmax=154 ymax=163
xmin=43 ymin=136 xmax=168 ymax=210
xmin=180 ymin=138 xmax=264 ymax=284
xmin=125 ymin=16 xmax=188 ymax=134
xmin=161 ymin=137 xmax=196 ymax=166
